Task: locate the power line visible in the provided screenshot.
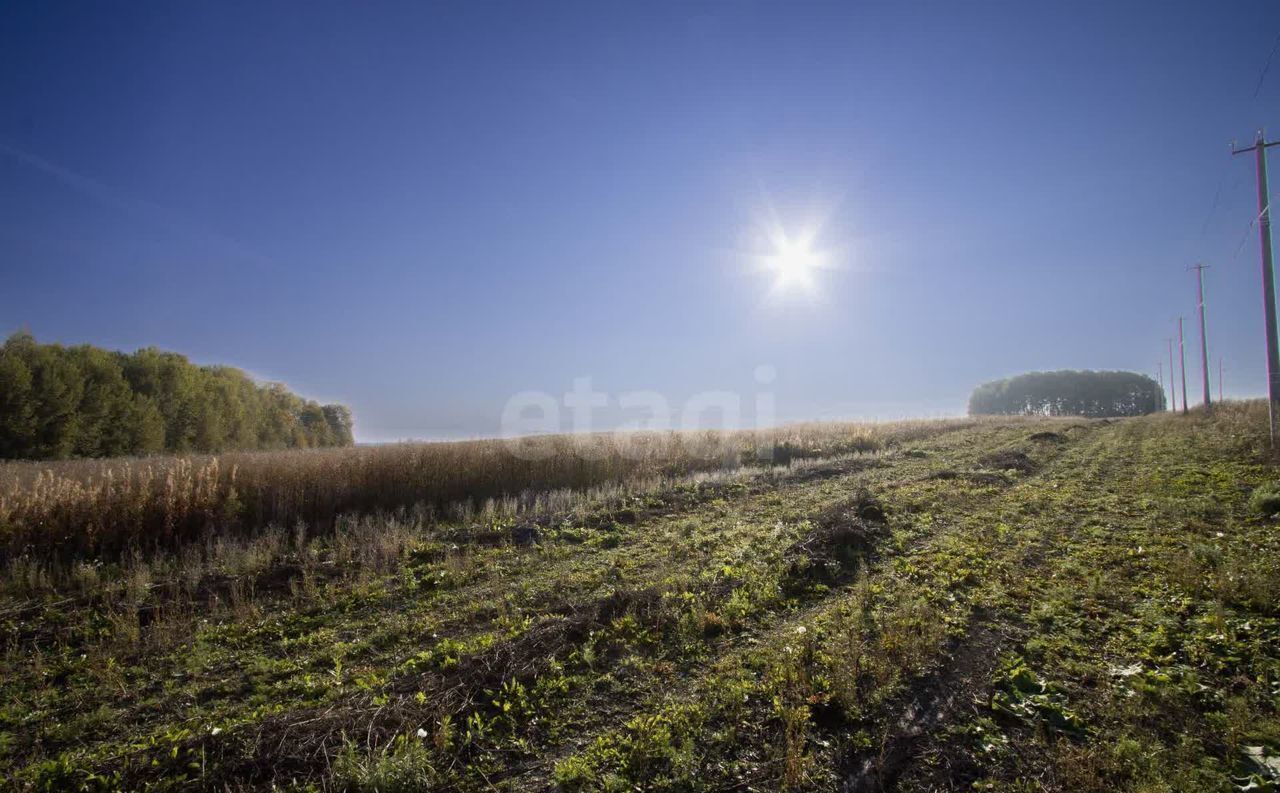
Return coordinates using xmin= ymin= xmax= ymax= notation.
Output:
xmin=1254 ymin=28 xmax=1280 ymax=100
xmin=1200 ymin=168 xmax=1228 ymax=237
xmin=1232 ymin=196 xmax=1276 ymax=260
xmin=1200 ymin=146 xmax=1244 ymax=239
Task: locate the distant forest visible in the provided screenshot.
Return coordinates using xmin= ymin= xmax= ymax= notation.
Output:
xmin=969 ymin=370 xmax=1166 ymax=418
xmin=0 ymin=332 xmax=354 ymax=459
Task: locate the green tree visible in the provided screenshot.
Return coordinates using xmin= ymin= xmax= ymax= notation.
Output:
xmin=299 ymin=403 xmax=334 ymax=447
xmin=127 ymin=395 xmax=167 ymax=455
xmin=120 ymin=348 xmax=204 ymax=451
xmin=26 ymin=342 xmax=85 ymax=459
xmin=323 ymin=404 xmax=355 ymax=446
xmin=72 ymin=346 xmax=135 ymax=457
xmin=0 ymin=334 xmax=38 ymax=458
xmin=0 ymin=333 xmax=356 ymax=459
xmin=969 ymin=370 xmax=1165 ymax=418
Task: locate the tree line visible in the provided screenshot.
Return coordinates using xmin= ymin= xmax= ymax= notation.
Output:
xmin=968 ymin=370 xmax=1166 ymax=418
xmin=0 ymin=332 xmax=354 ymax=459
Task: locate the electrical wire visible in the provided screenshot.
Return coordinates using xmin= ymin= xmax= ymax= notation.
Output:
xmin=1232 ymin=197 xmax=1275 ymax=260
xmin=1254 ymin=28 xmax=1280 ymax=99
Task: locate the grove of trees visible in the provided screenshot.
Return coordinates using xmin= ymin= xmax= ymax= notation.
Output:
xmin=0 ymin=332 xmax=354 ymax=459
xmin=968 ymin=370 xmax=1166 ymax=418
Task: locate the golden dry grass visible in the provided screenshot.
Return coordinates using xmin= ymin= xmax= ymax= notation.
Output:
xmin=0 ymin=417 xmax=998 ymax=561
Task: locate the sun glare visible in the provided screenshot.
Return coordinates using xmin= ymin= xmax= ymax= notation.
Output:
xmin=764 ymin=232 xmax=826 ymax=293
xmin=771 ymin=238 xmax=817 ymax=285
xmin=745 ymin=203 xmax=840 ymax=299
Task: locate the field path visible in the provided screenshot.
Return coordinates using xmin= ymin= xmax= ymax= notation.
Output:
xmin=7 ymin=408 xmax=1278 ymax=792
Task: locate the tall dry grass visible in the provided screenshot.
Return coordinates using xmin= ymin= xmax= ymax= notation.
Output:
xmin=0 ymin=418 xmax=981 ymax=562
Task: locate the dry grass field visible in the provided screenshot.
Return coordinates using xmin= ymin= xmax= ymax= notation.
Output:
xmin=0 ymin=419 xmax=978 ymax=568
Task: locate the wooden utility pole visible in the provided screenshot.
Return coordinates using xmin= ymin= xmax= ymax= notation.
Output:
xmin=1233 ymin=131 xmax=1280 ymax=444
xmin=1178 ymin=316 xmax=1189 ymax=415
xmin=1157 ymin=362 xmax=1167 ymax=411
xmin=1191 ymin=263 xmax=1212 ymax=410
xmin=1167 ymin=338 xmax=1178 ymax=412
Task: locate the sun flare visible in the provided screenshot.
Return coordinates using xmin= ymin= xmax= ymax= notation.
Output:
xmin=764 ymin=232 xmax=826 ymax=293
xmin=770 ymin=238 xmax=818 ymax=285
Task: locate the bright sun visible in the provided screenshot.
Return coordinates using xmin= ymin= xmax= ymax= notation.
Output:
xmin=766 ymin=235 xmax=821 ymax=290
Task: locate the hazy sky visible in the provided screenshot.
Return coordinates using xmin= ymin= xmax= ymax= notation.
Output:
xmin=4 ymin=1 xmax=1280 ymax=441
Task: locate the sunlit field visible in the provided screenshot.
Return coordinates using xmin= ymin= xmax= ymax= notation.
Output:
xmin=4 ymin=405 xmax=1279 ymax=791
xmin=0 ymin=417 xmax=984 ymax=566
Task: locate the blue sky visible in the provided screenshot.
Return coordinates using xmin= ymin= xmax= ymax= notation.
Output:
xmin=3 ymin=1 xmax=1280 ymax=441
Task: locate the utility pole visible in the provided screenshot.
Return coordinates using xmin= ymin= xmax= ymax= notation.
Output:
xmin=1167 ymin=338 xmax=1178 ymax=412
xmin=1219 ymin=358 xmax=1224 ymax=402
xmin=1157 ymin=362 xmax=1166 ymax=411
xmin=1178 ymin=316 xmax=1189 ymax=415
xmin=1233 ymin=131 xmax=1280 ymax=444
xmin=1190 ymin=263 xmax=1212 ymax=410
